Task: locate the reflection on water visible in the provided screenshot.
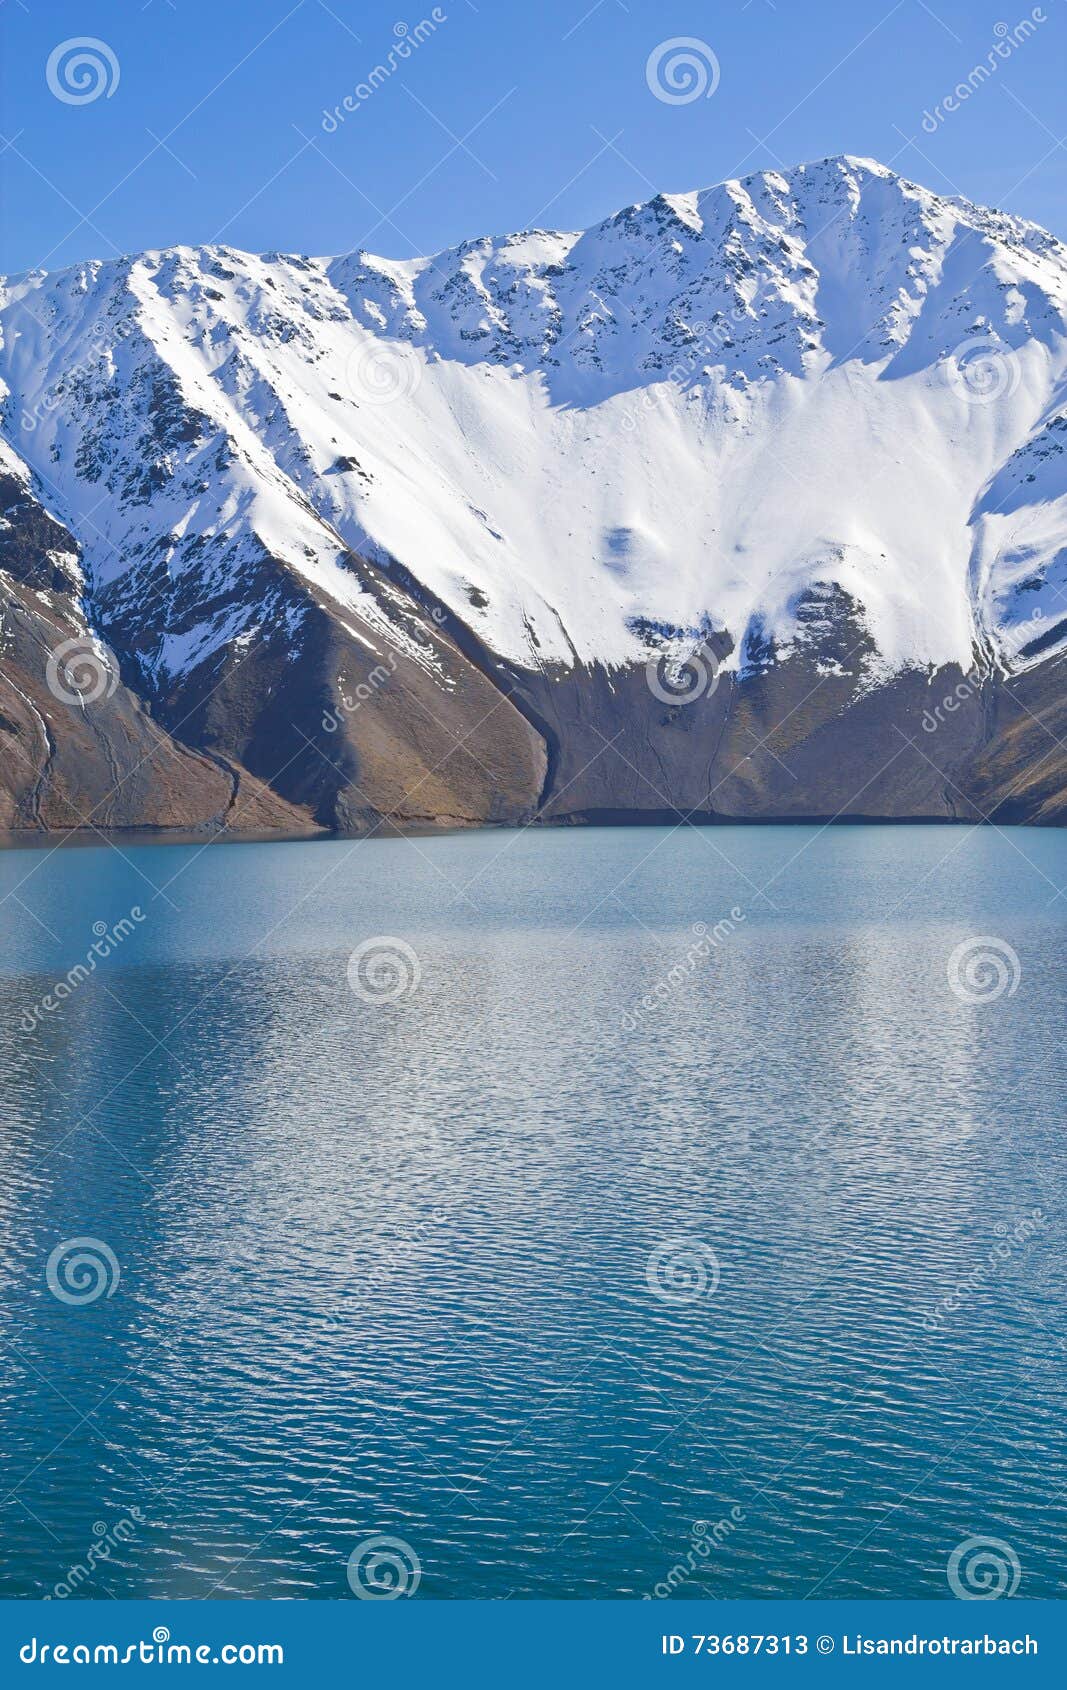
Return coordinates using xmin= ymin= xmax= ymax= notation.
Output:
xmin=0 ymin=825 xmax=1064 ymax=1598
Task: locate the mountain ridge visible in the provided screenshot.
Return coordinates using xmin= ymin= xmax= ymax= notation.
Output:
xmin=3 ymin=154 xmax=1067 ymax=838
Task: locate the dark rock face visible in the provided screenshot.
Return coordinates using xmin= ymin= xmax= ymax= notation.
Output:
xmin=137 ymin=549 xmax=548 ymax=835
xmin=0 ymin=466 xmax=546 ymax=839
xmin=968 ymin=654 xmax=1067 ymax=825
xmin=0 ymin=466 xmax=309 ymax=836
xmin=496 ymin=650 xmax=994 ymax=828
xmin=478 ymin=580 xmax=990 ymax=827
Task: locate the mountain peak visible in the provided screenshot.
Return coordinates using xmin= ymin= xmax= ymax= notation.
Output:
xmin=3 ymin=158 xmax=1067 ymax=680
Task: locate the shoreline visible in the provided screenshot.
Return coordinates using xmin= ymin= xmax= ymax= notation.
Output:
xmin=0 ymin=811 xmax=1050 ymax=854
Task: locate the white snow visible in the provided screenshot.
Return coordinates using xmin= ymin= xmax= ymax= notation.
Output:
xmin=2 ymin=155 xmax=1067 ymax=685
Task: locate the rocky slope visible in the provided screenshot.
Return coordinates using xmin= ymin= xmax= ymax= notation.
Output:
xmin=3 ymin=154 xmax=1067 ymax=838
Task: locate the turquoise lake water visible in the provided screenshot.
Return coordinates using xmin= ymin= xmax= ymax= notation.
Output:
xmin=0 ymin=824 xmax=1063 ymax=1599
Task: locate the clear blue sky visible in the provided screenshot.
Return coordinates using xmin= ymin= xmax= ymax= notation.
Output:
xmin=2 ymin=0 xmax=1065 ymax=275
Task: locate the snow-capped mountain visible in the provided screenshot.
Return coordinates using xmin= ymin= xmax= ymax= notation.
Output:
xmin=3 ymin=154 xmax=1067 ymax=836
